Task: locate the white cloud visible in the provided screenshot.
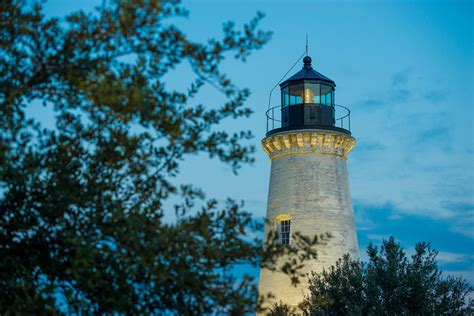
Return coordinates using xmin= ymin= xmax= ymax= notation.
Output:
xmin=366 ymin=234 xmax=388 ymax=242
xmin=349 ymin=69 xmax=474 ymax=239
xmin=437 ymin=251 xmax=474 ymax=264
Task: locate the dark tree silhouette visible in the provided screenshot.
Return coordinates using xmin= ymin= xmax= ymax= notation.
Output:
xmin=0 ymin=0 xmax=320 ymax=314
xmin=298 ymin=237 xmax=473 ymax=316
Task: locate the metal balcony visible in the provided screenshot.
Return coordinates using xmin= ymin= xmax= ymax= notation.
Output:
xmin=265 ymin=104 xmax=351 ymax=136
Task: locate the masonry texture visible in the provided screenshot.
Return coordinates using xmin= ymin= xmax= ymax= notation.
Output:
xmin=258 ymin=130 xmax=359 ymax=312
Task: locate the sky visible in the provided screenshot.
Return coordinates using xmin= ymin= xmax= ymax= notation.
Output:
xmin=37 ymin=0 xmax=474 ymax=285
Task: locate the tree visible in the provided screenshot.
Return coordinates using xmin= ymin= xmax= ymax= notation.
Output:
xmin=0 ymin=0 xmax=320 ymax=314
xmin=299 ymin=237 xmax=473 ymax=316
xmin=269 ymin=301 xmax=297 ymax=316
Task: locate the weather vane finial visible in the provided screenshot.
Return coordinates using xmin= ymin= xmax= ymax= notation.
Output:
xmin=305 ymin=34 xmax=308 ymax=56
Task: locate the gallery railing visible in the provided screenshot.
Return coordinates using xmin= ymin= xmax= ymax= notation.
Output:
xmin=265 ymin=104 xmax=351 ymax=135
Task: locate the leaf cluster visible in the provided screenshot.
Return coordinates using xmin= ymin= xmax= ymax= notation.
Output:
xmin=298 ymin=237 xmax=473 ymax=316
xmin=0 ymin=0 xmax=322 ymax=314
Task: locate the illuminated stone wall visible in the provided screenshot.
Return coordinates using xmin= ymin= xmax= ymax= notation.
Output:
xmin=258 ymin=130 xmax=359 ymax=313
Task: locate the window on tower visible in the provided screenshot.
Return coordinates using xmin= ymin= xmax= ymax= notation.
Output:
xmin=280 ymin=219 xmax=291 ymax=245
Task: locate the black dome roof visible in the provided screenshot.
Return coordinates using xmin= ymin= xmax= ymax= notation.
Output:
xmin=280 ymin=56 xmax=335 ymax=87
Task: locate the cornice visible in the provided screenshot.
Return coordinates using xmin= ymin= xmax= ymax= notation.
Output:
xmin=262 ymin=131 xmax=356 ymax=160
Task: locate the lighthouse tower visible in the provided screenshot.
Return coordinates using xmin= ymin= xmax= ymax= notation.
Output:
xmin=258 ymin=56 xmax=359 ymax=311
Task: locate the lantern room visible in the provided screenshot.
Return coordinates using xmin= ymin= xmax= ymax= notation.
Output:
xmin=266 ymin=55 xmax=351 ymax=136
xmin=280 ymin=56 xmax=335 ymax=107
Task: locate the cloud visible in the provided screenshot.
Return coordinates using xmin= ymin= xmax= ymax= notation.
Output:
xmin=353 ymin=200 xmax=384 ymax=231
xmin=416 ymin=126 xmax=449 ymax=143
xmin=357 ymin=68 xmax=453 ymax=118
xmin=358 ymin=98 xmax=386 ymax=109
xmin=357 ymin=69 xmax=414 ymax=110
xmin=387 ymin=213 xmax=403 ymax=220
xmin=354 ymin=205 xmax=473 ymax=282
xmin=388 ymin=88 xmax=412 ymax=103
xmin=423 ymin=90 xmax=448 ymax=104
xmin=413 ymin=126 xmax=453 ymax=151
xmin=349 ymin=67 xmax=473 ymax=237
xmin=356 ymin=138 xmax=387 ymax=153
xmin=442 ymin=202 xmax=474 ymax=212
xmin=437 ymin=251 xmax=474 ymax=264
xmin=448 ymin=220 xmax=474 ymax=239
xmin=391 ymin=69 xmax=412 ymax=86
xmin=366 ymin=234 xmax=388 ymax=242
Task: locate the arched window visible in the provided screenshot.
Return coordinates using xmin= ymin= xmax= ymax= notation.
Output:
xmin=280 ymin=220 xmax=290 ymax=245
xmin=275 ymin=215 xmax=291 ymax=245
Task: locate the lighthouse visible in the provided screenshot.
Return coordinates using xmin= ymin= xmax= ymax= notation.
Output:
xmin=258 ymin=56 xmax=359 ymax=311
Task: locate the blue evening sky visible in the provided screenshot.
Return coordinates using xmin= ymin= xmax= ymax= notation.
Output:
xmin=37 ymin=0 xmax=473 ymax=284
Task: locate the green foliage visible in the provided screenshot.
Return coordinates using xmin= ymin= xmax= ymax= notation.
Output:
xmin=269 ymin=301 xmax=297 ymax=316
xmin=298 ymin=237 xmax=473 ymax=316
xmin=0 ymin=0 xmax=321 ymax=314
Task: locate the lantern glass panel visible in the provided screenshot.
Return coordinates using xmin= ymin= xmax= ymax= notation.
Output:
xmin=304 ymin=83 xmax=319 ymax=104
xmin=281 ymin=87 xmax=290 ymax=106
xmin=320 ymin=84 xmax=333 ymax=105
xmin=289 ymin=84 xmax=304 ymax=105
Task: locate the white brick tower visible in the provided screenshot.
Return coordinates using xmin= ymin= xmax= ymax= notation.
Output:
xmin=258 ymin=56 xmax=359 ymax=312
